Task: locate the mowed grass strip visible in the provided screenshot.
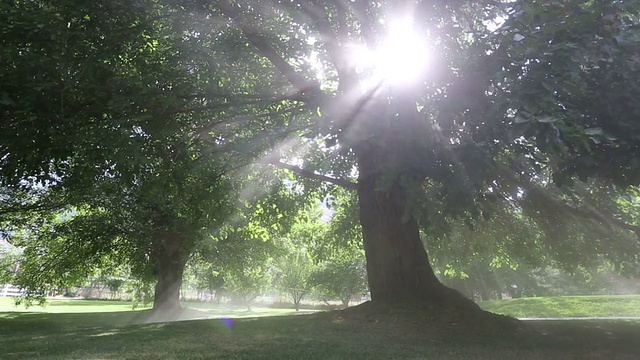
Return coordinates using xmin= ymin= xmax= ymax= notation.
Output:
xmin=479 ymin=295 xmax=640 ymax=318
xmin=1 ymin=305 xmax=640 ymax=359
xmin=0 ymin=297 xmax=151 ymax=313
xmin=3 ymin=294 xmax=639 ymax=319
xmin=0 ymin=298 xmax=316 ymax=318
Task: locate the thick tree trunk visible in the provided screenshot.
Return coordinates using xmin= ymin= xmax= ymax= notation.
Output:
xmin=359 ymin=175 xmax=435 ymax=302
xmin=356 ymin=145 xmax=478 ymax=310
xmin=152 ymin=230 xmax=188 ymax=312
xmin=153 ymin=259 xmax=184 ymax=311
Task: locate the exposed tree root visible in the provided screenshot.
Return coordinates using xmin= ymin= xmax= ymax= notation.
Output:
xmin=319 ymin=297 xmax=530 ymax=339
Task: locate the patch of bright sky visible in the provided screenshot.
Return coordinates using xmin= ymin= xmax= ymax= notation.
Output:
xmin=351 ymin=18 xmax=432 ymax=88
xmin=288 ymin=13 xmax=510 ymax=223
xmin=301 ymin=17 xmax=433 ymax=90
xmin=484 ymin=15 xmax=507 ymax=33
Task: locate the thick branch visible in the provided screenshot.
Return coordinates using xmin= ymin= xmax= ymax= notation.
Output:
xmin=267 ymin=160 xmax=357 ymax=190
xmin=298 ymin=0 xmax=358 ymax=91
xmin=493 ymin=161 xmax=640 ymax=236
xmin=186 ymin=104 xmax=307 ymax=144
xmin=218 ymin=0 xmax=321 ymax=96
xmin=0 ymin=198 xmax=68 ymax=218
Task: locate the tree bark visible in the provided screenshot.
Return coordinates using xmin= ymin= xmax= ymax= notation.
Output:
xmin=357 ymin=172 xmax=479 ymax=309
xmin=341 ymin=297 xmax=350 ymax=308
xmin=152 ymin=230 xmax=188 ymax=311
xmin=354 ymin=102 xmax=479 ymax=310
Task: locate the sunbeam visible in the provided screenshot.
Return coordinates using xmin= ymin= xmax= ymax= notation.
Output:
xmin=351 ymin=18 xmax=432 ymax=87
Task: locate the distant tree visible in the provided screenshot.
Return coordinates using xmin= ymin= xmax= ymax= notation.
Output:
xmin=274 ymin=251 xmax=314 ymax=311
xmin=127 ymin=279 xmax=154 ymax=310
xmin=0 ymin=249 xmax=18 ymax=285
xmin=223 ymin=266 xmax=272 ymax=311
xmin=183 ymin=259 xmax=225 ymax=302
xmin=310 ymin=258 xmax=367 ymax=307
xmin=105 ymin=279 xmax=125 ymax=299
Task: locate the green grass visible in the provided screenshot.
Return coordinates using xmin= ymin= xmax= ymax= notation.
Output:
xmin=183 ymin=301 xmax=320 ymax=318
xmin=0 ymin=297 xmax=151 ymax=313
xmin=1 ymin=298 xmax=640 ymax=359
xmin=0 ymin=298 xmax=640 ymax=360
xmin=479 ymin=294 xmax=640 ymax=318
xmin=1 ymin=310 xmax=639 ymax=359
xmin=0 ymin=297 xmax=317 ymax=318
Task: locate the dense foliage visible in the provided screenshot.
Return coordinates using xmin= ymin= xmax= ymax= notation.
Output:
xmin=2 ymin=0 xmax=640 ymax=314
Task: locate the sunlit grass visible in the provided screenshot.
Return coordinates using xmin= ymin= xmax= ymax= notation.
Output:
xmin=4 ymin=294 xmax=639 ymax=320
xmin=0 ymin=297 xmax=150 ymax=313
xmin=183 ymin=301 xmax=319 ymax=318
xmin=1 ymin=308 xmax=639 ymax=359
xmin=0 ymin=297 xmax=318 ymax=319
xmin=479 ymin=295 xmax=640 ymax=318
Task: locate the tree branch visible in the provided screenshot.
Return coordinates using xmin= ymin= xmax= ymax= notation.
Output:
xmin=266 ymin=160 xmax=357 ymax=190
xmin=351 ymin=0 xmax=377 ymax=48
xmin=493 ymin=161 xmax=640 ymax=236
xmin=185 ymin=104 xmax=307 ymax=144
xmin=298 ymin=0 xmax=358 ymax=92
xmin=218 ymin=0 xmax=321 ymax=96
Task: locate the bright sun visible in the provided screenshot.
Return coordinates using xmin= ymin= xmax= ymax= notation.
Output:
xmin=352 ymin=19 xmax=431 ymax=87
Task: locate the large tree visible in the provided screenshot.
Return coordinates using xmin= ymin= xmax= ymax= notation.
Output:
xmin=203 ymin=0 xmax=640 ymax=314
xmin=1 ymin=0 xmax=304 ymax=311
xmin=4 ymin=0 xmax=640 ymax=322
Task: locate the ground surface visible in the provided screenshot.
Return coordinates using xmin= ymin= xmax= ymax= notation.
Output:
xmin=0 ymin=298 xmax=317 ymax=318
xmin=479 ymin=294 xmax=640 ymax=318
xmin=1 ymin=297 xmax=639 ymax=359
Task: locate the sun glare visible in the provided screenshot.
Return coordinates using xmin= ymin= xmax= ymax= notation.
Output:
xmin=352 ymin=19 xmax=431 ymax=87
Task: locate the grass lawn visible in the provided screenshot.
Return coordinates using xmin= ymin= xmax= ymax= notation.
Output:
xmin=0 ymin=297 xmax=151 ymax=313
xmin=0 ymin=297 xmax=317 ymax=318
xmin=1 ymin=298 xmax=640 ymax=359
xmin=479 ymin=294 xmax=640 ymax=318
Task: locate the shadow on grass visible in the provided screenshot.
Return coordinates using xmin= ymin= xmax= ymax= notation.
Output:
xmin=0 ymin=312 xmax=41 ymax=320
xmin=1 ymin=310 xmax=640 ymax=359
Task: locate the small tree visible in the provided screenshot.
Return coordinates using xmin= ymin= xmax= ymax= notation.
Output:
xmin=105 ymin=278 xmax=125 ymax=299
xmin=184 ymin=259 xmax=225 ymax=301
xmin=126 ymin=279 xmax=154 ymax=310
xmin=223 ymin=266 xmax=271 ymax=311
xmin=310 ymin=258 xmax=368 ymax=308
xmin=274 ymin=252 xmax=314 ymax=311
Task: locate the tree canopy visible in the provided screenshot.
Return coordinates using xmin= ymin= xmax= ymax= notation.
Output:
xmin=2 ymin=0 xmax=640 ymax=322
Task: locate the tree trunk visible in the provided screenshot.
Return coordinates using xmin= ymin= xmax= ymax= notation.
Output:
xmin=356 ymin=150 xmax=478 ymax=310
xmin=358 ymin=176 xmax=432 ymax=302
xmin=152 ymin=230 xmax=188 ymax=312
xmin=348 ymin=89 xmax=482 ymax=311
xmin=341 ymin=297 xmax=350 ymax=308
xmin=292 ymin=291 xmax=304 ymax=311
